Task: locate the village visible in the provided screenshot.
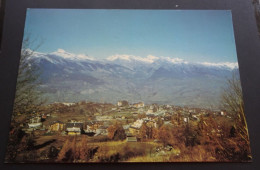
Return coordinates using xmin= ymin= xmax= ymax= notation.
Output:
xmin=22 ymin=100 xmax=229 ymax=142
xmin=8 ymin=99 xmax=246 ymax=163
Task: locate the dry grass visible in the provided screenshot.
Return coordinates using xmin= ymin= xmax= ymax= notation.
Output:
xmin=89 ymin=141 xmax=163 ymax=162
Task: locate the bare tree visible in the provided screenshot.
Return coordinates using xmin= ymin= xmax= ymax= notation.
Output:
xmin=5 ymin=36 xmax=45 ymax=162
xmin=12 ymin=36 xmax=44 ymax=120
xmin=220 ymin=72 xmax=250 ymax=144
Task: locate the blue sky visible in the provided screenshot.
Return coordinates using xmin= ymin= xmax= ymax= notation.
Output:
xmin=24 ymin=9 xmax=238 ymax=63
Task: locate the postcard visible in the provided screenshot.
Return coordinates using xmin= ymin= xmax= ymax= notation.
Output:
xmin=5 ymin=9 xmax=252 ymax=163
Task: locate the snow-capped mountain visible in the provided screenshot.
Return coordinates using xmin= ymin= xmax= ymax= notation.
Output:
xmin=27 ymin=49 xmax=239 ymax=108
xmin=30 ymin=48 xmax=95 ymax=62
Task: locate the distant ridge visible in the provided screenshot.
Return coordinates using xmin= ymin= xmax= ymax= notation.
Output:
xmin=27 ymin=49 xmax=239 ymax=108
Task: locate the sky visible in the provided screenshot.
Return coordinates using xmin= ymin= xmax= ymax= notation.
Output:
xmin=24 ymin=9 xmax=238 ymax=63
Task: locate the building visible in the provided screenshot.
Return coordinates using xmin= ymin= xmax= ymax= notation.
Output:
xmin=28 ymin=116 xmax=42 ymax=129
xmin=184 ymin=117 xmax=189 ymax=123
xmin=129 ymin=119 xmax=143 ymax=136
xmin=95 ymin=126 xmax=108 ymax=136
xmin=49 ymin=121 xmax=64 ymax=131
xmin=146 ymin=109 xmax=154 ymax=115
xmin=220 ymin=111 xmax=227 ymax=116
xmin=66 ymin=121 xmax=83 ymax=135
xmin=131 ymin=119 xmax=143 ymax=129
xmin=29 ymin=116 xmax=41 ymax=123
xmin=96 ymin=115 xmax=113 ymax=121
xmin=28 ymin=122 xmax=42 ymax=129
xmin=62 ymin=102 xmax=75 ymax=106
xmin=67 ymin=127 xmax=81 ymax=135
xmin=133 ymin=102 xmax=145 ymax=108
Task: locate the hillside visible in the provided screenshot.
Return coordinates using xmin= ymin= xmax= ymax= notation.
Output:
xmin=28 ymin=49 xmax=239 ymax=108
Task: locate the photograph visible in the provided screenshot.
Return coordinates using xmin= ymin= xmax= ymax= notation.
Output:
xmin=4 ymin=9 xmax=252 ymax=163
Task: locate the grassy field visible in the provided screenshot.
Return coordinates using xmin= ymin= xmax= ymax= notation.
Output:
xmin=32 ymin=134 xmax=169 ymax=162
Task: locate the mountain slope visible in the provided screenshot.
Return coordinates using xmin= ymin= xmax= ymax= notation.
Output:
xmin=28 ymin=49 xmax=239 ymax=108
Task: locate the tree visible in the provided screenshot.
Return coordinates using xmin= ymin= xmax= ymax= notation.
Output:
xmin=158 ymin=125 xmax=174 ymax=146
xmin=5 ymin=127 xmax=25 ymax=162
xmin=5 ymin=37 xmax=44 ymax=162
xmin=107 ymin=122 xmax=126 ymax=141
xmin=171 ymin=112 xmax=183 ymax=126
xmin=137 ymin=113 xmax=146 ymax=119
xmin=57 ymin=139 xmax=72 ymax=162
xmin=57 ymin=136 xmax=90 ymax=163
xmin=156 ymin=117 xmax=164 ymax=128
xmin=79 ymin=136 xmax=89 ymax=161
xmin=12 ymin=36 xmax=44 ymax=119
xmin=220 ymin=73 xmax=249 ymax=144
xmin=140 ymin=123 xmax=148 ymax=140
xmin=218 ymin=73 xmax=252 ymax=161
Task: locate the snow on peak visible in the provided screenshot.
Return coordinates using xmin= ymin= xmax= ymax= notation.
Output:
xmin=107 ymin=54 xmax=158 ymax=63
xmin=200 ymin=62 xmax=238 ymax=69
xmin=106 ymin=54 xmax=188 ymax=64
xmin=51 ymin=49 xmax=95 ymax=61
xmin=106 ymin=54 xmax=238 ymax=70
xmin=57 ymin=48 xmax=66 ymax=53
xmin=52 ymin=49 xmax=74 ymax=59
xmin=23 ymin=48 xmax=46 ymax=60
xmin=146 ymin=55 xmax=159 ymax=60
xmin=26 ymin=49 xmax=238 ymax=70
xmin=161 ymin=56 xmax=187 ymax=64
xmin=107 ymin=54 xmax=132 ymax=61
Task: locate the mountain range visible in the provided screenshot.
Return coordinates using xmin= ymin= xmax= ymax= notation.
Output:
xmin=27 ymin=49 xmax=239 ymax=108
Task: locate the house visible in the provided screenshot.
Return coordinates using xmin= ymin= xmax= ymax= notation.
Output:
xmin=28 ymin=122 xmax=42 ymax=129
xmin=85 ymin=121 xmax=102 ymax=133
xmin=123 ymin=125 xmax=130 ymax=130
xmin=131 ymin=119 xmax=143 ymax=129
xmin=28 ymin=116 xmax=42 ymax=129
xmin=29 ymin=116 xmax=41 ymax=123
xmin=66 ymin=121 xmax=83 ymax=135
xmin=62 ymin=102 xmax=75 ymax=106
xmin=49 ymin=121 xmax=64 ymax=131
xmin=95 ymin=126 xmax=108 ymax=136
xmin=146 ymin=109 xmax=154 ymax=115
xmin=129 ymin=119 xmax=144 ymax=136
xmin=96 ymin=115 xmax=113 ymax=121
xmin=67 ymin=127 xmax=81 ymax=135
xmin=133 ymin=102 xmax=145 ymax=108
xmin=220 ymin=111 xmax=227 ymax=116
xmin=191 ymin=115 xmax=199 ymax=121
xmin=184 ymin=117 xmax=189 ymax=123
